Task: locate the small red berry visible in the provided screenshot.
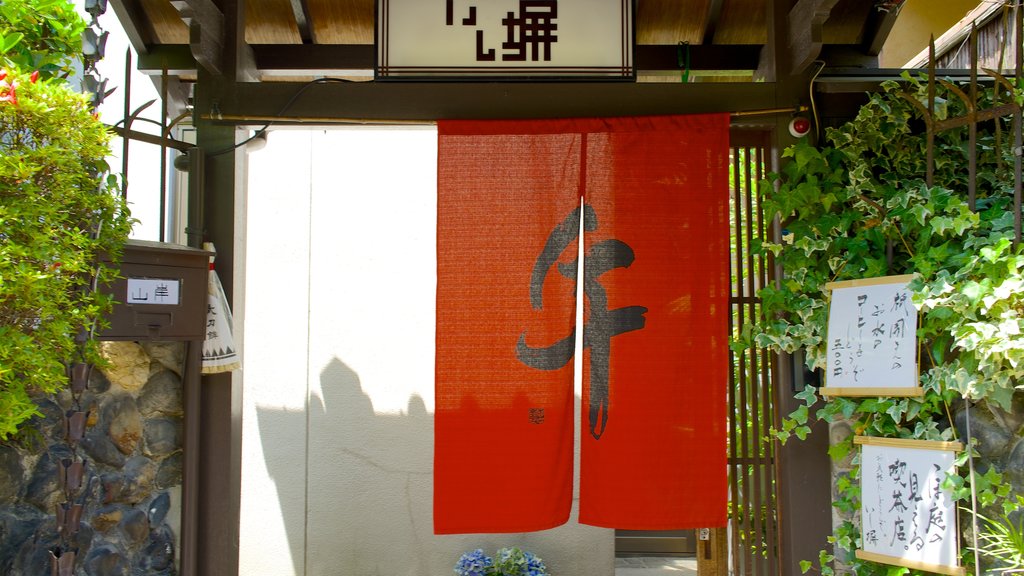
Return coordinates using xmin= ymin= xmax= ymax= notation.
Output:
xmin=30 ymin=70 xmax=39 ymax=83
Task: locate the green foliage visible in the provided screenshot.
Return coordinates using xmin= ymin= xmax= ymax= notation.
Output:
xmin=749 ymin=73 xmax=1024 ymax=576
xmin=0 ymin=0 xmax=87 ymax=79
xmin=972 ymin=496 xmax=1024 ymax=573
xmin=0 ymin=68 xmax=131 ymax=440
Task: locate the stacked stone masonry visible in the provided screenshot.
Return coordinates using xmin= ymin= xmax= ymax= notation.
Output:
xmin=0 ymin=341 xmax=184 ymax=576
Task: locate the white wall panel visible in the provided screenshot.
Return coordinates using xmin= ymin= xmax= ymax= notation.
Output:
xmin=240 ymin=127 xmax=614 ymax=576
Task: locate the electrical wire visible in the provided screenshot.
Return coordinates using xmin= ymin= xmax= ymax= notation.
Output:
xmin=810 ymin=59 xmax=826 ymax=141
xmin=208 ymin=77 xmax=355 ymax=156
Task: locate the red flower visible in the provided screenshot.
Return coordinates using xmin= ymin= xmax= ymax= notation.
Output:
xmin=0 ymin=78 xmax=16 ymax=106
xmin=29 ymin=70 xmax=39 ymax=83
xmin=0 ymin=70 xmax=6 ymax=82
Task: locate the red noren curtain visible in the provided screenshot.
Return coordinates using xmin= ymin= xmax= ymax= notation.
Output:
xmin=435 ymin=115 xmax=730 ymax=534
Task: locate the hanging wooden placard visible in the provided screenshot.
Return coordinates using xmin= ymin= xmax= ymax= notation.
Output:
xmin=376 ymin=0 xmax=634 ymax=80
xmin=820 ymin=274 xmax=921 ymax=397
xmin=854 ymin=436 xmax=965 ymax=576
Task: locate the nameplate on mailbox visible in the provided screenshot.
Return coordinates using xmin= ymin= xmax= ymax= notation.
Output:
xmin=126 ymin=278 xmax=181 ymax=305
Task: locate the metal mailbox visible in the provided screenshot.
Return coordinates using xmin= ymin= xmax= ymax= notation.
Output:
xmin=99 ymin=239 xmax=211 ymax=341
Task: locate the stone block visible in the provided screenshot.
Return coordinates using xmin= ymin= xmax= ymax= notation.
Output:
xmin=138 ymin=371 xmax=183 ymax=418
xmin=121 ymin=457 xmax=157 ymax=504
xmin=147 ymin=492 xmax=171 ymax=527
xmin=89 ymin=366 xmax=112 ymax=393
xmin=139 ymin=525 xmax=176 ymax=571
xmin=83 ymin=544 xmax=129 ymax=576
xmin=141 ymin=342 xmax=185 ymax=376
xmin=0 ymin=506 xmax=45 ymax=573
xmin=155 ymin=454 xmax=182 ymax=489
xmin=105 ymin=395 xmax=143 ymax=456
xmin=143 ymin=418 xmax=181 ymax=459
xmin=118 ymin=507 xmax=150 ymax=547
xmin=24 ymin=446 xmax=72 ymax=511
xmin=81 ymin=427 xmax=126 ymax=468
xmin=0 ymin=445 xmax=25 ymax=503
xmin=955 ymin=403 xmax=1015 ymax=462
xmin=98 ymin=342 xmax=150 ymax=394
xmin=92 ymin=504 xmax=125 ymax=533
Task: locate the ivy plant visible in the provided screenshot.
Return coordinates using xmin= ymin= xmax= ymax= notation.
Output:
xmin=747 ymin=73 xmax=1024 ymax=575
xmin=0 ymin=66 xmax=131 ymax=440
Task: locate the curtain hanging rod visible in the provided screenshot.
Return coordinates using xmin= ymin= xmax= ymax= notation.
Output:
xmin=200 ymin=105 xmax=809 ymax=127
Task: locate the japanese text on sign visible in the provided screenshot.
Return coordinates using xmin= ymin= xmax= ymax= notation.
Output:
xmin=446 ymin=0 xmax=558 ymax=62
xmin=825 ymin=275 xmax=917 ymax=390
xmin=126 ymin=278 xmax=181 ymax=306
xmin=376 ymin=0 xmax=633 ymax=79
xmin=859 ymin=440 xmax=961 ymax=572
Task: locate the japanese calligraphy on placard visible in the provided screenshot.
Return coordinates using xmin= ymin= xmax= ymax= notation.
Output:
xmin=855 ymin=437 xmax=965 ymax=576
xmin=376 ymin=0 xmax=634 ymax=80
xmin=821 ymin=274 xmax=921 ymax=397
xmin=126 ymin=278 xmax=181 ymax=305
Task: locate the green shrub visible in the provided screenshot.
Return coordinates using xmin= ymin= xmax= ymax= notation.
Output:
xmin=0 ymin=68 xmax=131 ymax=439
xmin=0 ymin=0 xmax=86 ymax=79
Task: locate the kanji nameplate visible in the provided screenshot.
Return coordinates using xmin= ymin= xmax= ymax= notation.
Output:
xmin=376 ymin=0 xmax=635 ymax=80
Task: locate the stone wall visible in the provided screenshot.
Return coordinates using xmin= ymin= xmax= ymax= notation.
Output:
xmin=0 ymin=341 xmax=185 ymax=576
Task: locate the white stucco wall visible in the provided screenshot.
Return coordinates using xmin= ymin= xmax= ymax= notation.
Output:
xmin=239 ymin=128 xmax=614 ymax=576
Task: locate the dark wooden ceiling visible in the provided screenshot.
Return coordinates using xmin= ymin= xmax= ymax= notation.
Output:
xmin=110 ymin=0 xmax=902 ymax=83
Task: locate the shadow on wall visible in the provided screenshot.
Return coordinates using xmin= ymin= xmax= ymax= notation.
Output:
xmin=254 ymin=357 xmax=610 ymax=576
xmin=255 ymin=357 xmax=428 ymax=575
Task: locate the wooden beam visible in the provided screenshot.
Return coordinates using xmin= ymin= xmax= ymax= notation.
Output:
xmin=701 ymin=0 xmax=727 ymax=44
xmin=286 ymin=0 xmax=312 ymax=42
xmin=200 ymin=80 xmax=777 ymax=122
xmin=137 ymin=45 xmax=199 ymax=75
xmin=787 ymin=0 xmax=840 ymax=74
xmin=170 ymin=0 xmax=224 ymax=74
xmin=137 ymin=44 xmax=764 ymax=77
xmin=861 ymin=1 xmax=903 ymax=56
xmin=634 ymin=44 xmax=762 ymax=72
xmin=107 ymin=0 xmax=153 ymax=54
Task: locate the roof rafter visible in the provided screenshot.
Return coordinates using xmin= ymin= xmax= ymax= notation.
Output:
xmin=170 ymin=0 xmax=225 ymax=74
xmin=787 ymin=0 xmax=840 ymax=74
xmin=700 ymin=0 xmax=727 ymax=44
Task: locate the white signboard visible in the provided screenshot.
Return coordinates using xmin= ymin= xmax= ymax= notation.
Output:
xmin=126 ymin=278 xmax=181 ymax=305
xmin=856 ymin=437 xmax=964 ymax=576
xmin=376 ymin=0 xmax=634 ymax=79
xmin=822 ymin=274 xmax=920 ymax=396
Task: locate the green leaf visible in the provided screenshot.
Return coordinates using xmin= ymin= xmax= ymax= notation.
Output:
xmin=792 ymin=404 xmax=809 ymax=425
xmin=0 ymin=32 xmax=25 ymax=53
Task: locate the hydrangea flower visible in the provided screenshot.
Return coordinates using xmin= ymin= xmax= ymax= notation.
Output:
xmin=454 ymin=548 xmax=494 ymax=576
xmin=522 ymin=551 xmax=547 ymax=576
xmin=455 ymin=547 xmax=548 ymax=576
xmin=494 ymin=547 xmax=549 ymax=576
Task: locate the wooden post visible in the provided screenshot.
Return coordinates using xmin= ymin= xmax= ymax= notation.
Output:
xmin=697 ymin=527 xmax=729 ymax=576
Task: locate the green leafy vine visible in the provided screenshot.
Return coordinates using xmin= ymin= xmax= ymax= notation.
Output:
xmin=746 ymin=73 xmax=1024 ymax=575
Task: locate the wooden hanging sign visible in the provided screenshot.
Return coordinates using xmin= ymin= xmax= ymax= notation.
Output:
xmin=820 ymin=274 xmax=922 ymax=397
xmin=854 ymin=436 xmax=965 ymax=576
xmin=376 ymin=0 xmax=635 ymax=80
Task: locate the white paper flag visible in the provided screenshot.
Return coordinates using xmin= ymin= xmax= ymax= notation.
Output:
xmin=202 ymin=244 xmax=241 ymax=374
